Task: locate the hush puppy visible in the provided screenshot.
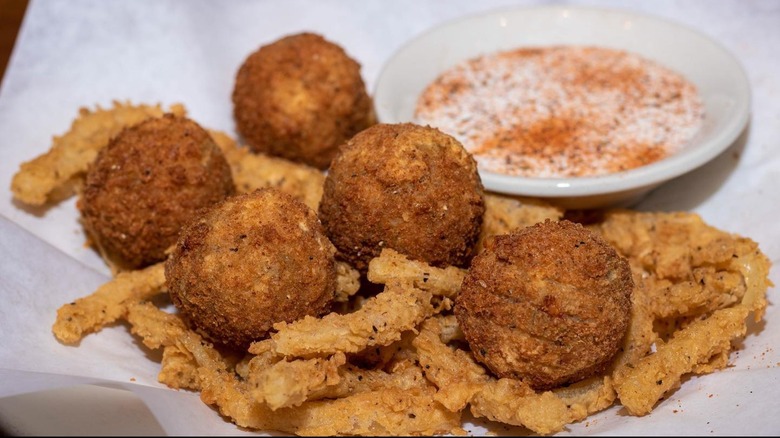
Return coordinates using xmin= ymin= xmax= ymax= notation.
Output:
xmin=318 ymin=123 xmax=485 ymax=272
xmin=455 ymin=220 xmax=633 ymax=390
xmin=165 ymin=189 xmax=337 ymax=350
xmin=232 ymin=32 xmax=375 ymax=169
xmin=79 ymin=114 xmax=235 ymax=270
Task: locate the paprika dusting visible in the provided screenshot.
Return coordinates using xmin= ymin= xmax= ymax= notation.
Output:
xmin=414 ymin=46 xmax=704 ymax=177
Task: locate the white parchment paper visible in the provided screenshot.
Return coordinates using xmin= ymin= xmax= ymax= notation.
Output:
xmin=1 ymin=0 xmax=778 ymax=435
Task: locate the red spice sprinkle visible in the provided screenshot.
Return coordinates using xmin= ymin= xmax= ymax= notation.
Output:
xmin=415 ymin=46 xmax=704 ymax=177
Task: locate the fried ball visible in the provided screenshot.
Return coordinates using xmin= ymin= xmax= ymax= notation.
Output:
xmin=165 ymin=189 xmax=337 ymax=350
xmin=318 ymin=123 xmax=485 ymax=272
xmin=232 ymin=32 xmax=375 ymax=169
xmin=79 ymin=114 xmax=235 ymax=270
xmin=455 ymin=220 xmax=633 ymax=390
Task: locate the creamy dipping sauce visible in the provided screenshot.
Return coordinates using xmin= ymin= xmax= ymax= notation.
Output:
xmin=414 ymin=46 xmax=704 ymax=178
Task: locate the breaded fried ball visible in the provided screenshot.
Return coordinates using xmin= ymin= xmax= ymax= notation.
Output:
xmin=165 ymin=189 xmax=337 ymax=350
xmin=232 ymin=32 xmax=375 ymax=169
xmin=455 ymin=220 xmax=633 ymax=390
xmin=79 ymin=114 xmax=235 ymax=270
xmin=318 ymin=123 xmax=485 ymax=272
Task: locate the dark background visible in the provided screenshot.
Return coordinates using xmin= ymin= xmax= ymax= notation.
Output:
xmin=0 ymin=0 xmax=29 ymax=87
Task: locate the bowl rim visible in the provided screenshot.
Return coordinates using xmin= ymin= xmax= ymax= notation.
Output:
xmin=373 ymin=4 xmax=752 ymax=199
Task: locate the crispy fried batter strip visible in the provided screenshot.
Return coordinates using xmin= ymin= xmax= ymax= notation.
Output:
xmin=210 ymin=130 xmax=325 ymax=211
xmin=125 ymin=309 xmax=462 ymax=437
xmin=52 ymin=262 xmax=166 ymax=343
xmin=596 ymin=209 xmax=772 ymax=417
xmin=591 ymin=210 xmax=707 ymax=279
xmin=198 ymin=366 xmax=269 ymax=428
xmin=274 ymin=387 xmax=462 ymax=437
xmin=158 ymin=345 xmax=200 ymax=390
xmin=12 ymin=101 xmax=185 ymax=205
xmin=593 ymin=210 xmax=767 ymax=307
xmin=478 ymin=194 xmax=563 ymax=251
xmin=436 ymin=314 xmax=465 ymax=343
xmin=305 ymin=360 xmax=430 ymax=400
xmin=414 ymin=319 xmax=569 ymax=433
xmin=367 ymin=248 xmax=466 ymax=297
xmin=346 ymin=330 xmax=419 ymax=370
xmin=126 ymin=301 xmax=231 ymax=390
xmin=595 ymin=209 xmax=773 ymax=416
xmin=270 ymin=281 xmax=440 ymax=357
xmin=552 ymin=376 xmax=616 ymax=422
xmin=609 ymin=265 xmax=659 ymax=371
xmin=248 ymin=351 xmax=431 ymax=411
xmin=200 ymin=364 xmax=461 ymax=437
xmin=125 ymin=300 xmax=187 ymax=349
xmin=645 ymin=269 xmax=746 ymax=320
xmin=126 ymin=303 xmax=201 ymax=389
xmin=614 ymin=306 xmax=750 ymax=416
xmin=594 ymin=209 xmax=770 ymax=324
xmin=412 ymin=318 xmax=490 ymax=412
xmin=414 ymin=317 xmax=616 ymax=435
xmin=335 ymin=260 xmax=361 ymax=301
xmin=735 ymin=248 xmax=773 ymax=319
xmin=249 ymin=352 xmax=347 ymax=410
xmin=469 ymin=378 xmax=573 ymax=435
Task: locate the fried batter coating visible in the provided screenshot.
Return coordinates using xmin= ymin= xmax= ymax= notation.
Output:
xmin=455 ymin=220 xmax=633 ymax=390
xmin=79 ymin=114 xmax=235 ymax=271
xmin=128 ymin=302 xmax=461 ymax=436
xmin=413 ymin=317 xmax=611 ymax=435
xmin=209 ymin=129 xmax=326 ymax=210
xmin=233 ymin=32 xmax=375 ymax=169
xmin=588 ymin=209 xmax=773 ymax=414
xmin=614 ymin=305 xmax=749 ymax=416
xmin=201 ymin=368 xmax=461 ymax=437
xmin=158 ymin=345 xmax=200 ymax=390
xmin=319 ymin=123 xmax=485 ymax=272
xmin=268 ymin=280 xmax=441 ymax=357
xmin=11 ymin=101 xmax=186 ymax=206
xmin=367 ymin=248 xmax=466 ymax=298
xmin=251 ymin=358 xmax=430 ymax=411
xmin=478 ymin=194 xmax=563 ymax=251
xmin=165 ymin=189 xmax=337 ymax=350
xmin=590 ymin=209 xmax=770 ymax=321
xmin=53 ymin=262 xmax=167 ymax=344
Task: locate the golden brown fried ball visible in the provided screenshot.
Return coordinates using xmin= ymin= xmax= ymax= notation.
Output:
xmin=318 ymin=123 xmax=485 ymax=272
xmin=79 ymin=114 xmax=235 ymax=270
xmin=165 ymin=189 xmax=337 ymax=350
xmin=455 ymin=220 xmax=633 ymax=390
xmin=232 ymin=32 xmax=375 ymax=169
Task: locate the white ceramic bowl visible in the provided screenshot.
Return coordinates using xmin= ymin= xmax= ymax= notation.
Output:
xmin=374 ymin=5 xmax=751 ymax=209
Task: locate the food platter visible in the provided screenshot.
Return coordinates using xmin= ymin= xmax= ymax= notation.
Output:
xmin=0 ymin=1 xmax=777 ymax=436
xmin=374 ymin=5 xmax=751 ymax=208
